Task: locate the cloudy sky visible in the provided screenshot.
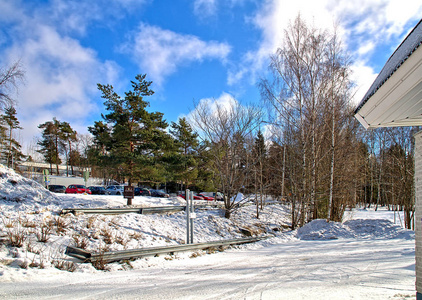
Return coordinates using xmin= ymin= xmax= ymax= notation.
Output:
xmin=0 ymin=0 xmax=421 ymax=152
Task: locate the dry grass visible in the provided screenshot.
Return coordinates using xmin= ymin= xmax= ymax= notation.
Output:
xmin=115 ymin=235 xmax=127 ymax=247
xmin=101 ymin=227 xmax=115 ymax=245
xmin=91 ymin=245 xmax=110 ymax=271
xmin=2 ymin=217 xmax=15 ymax=229
xmin=26 ymin=241 xmax=41 ymax=254
xmin=86 ymin=216 xmax=97 ymax=229
xmin=52 ymin=259 xmax=77 ymax=272
xmin=36 ymin=222 xmax=52 ymax=243
xmin=4 ymin=222 xmax=26 ymax=247
xmin=21 ymin=218 xmax=37 ymax=228
xmin=129 ymin=231 xmax=144 ymax=240
xmin=19 ymin=260 xmax=28 ymax=269
xmin=72 ymin=234 xmax=89 ymax=250
xmin=53 ymin=216 xmax=69 ymax=235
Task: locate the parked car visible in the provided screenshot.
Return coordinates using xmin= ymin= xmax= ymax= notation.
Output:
xmin=88 ymin=186 xmax=109 ymax=195
xmin=134 ymin=187 xmax=151 ymax=196
xmin=150 ymin=189 xmax=170 ymax=198
xmin=106 ymin=185 xmax=125 ymax=195
xmin=65 ymin=184 xmax=91 ymax=194
xmin=197 ymin=193 xmax=214 ymax=201
xmin=178 ymin=193 xmax=205 ymax=200
xmin=48 ymin=184 xmax=66 ymax=193
xmin=200 ymin=192 xmax=224 ymax=201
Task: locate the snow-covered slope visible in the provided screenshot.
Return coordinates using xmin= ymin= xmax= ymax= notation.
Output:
xmin=0 ymin=165 xmax=289 ymax=274
xmin=0 ymin=164 xmax=60 ymax=209
xmin=0 ymin=165 xmax=416 ymax=299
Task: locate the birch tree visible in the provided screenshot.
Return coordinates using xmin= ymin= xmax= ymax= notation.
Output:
xmin=0 ymin=61 xmax=24 ymax=110
xmin=260 ymin=14 xmax=356 ymax=226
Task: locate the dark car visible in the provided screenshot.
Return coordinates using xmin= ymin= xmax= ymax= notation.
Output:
xmin=65 ymin=184 xmax=92 ymax=194
xmin=88 ymin=186 xmax=109 ymax=195
xmin=48 ymin=184 xmax=66 ymax=193
xmin=150 ymin=189 xmax=170 ymax=198
xmin=134 ymin=187 xmax=151 ymax=196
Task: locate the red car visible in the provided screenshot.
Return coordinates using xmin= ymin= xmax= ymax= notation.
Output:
xmin=197 ymin=193 xmax=214 ymax=201
xmin=178 ymin=193 xmax=204 ymax=200
xmin=65 ymin=184 xmax=92 ymax=194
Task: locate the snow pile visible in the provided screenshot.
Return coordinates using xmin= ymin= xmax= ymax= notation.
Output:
xmin=296 ymin=218 xmax=414 ymax=240
xmin=344 ymin=219 xmax=414 ymax=239
xmin=0 ymin=164 xmax=60 ymax=209
xmin=296 ymin=219 xmax=355 ymax=240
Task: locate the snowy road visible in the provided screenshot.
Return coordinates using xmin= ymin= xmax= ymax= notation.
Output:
xmin=0 ymin=237 xmax=415 ymax=300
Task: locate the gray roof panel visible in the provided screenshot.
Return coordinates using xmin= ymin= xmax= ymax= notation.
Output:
xmin=355 ymin=18 xmax=422 ymax=113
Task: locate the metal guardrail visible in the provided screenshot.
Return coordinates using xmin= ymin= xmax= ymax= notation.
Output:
xmin=66 ymin=236 xmax=269 ymax=263
xmin=60 ymin=204 xmax=219 ymax=215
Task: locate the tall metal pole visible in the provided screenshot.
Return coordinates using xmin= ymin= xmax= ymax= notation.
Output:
xmin=186 ymin=189 xmax=190 ymax=244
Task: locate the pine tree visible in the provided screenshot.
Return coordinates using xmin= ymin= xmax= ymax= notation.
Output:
xmin=1 ymin=106 xmax=24 ymax=168
xmin=170 ymin=117 xmax=199 ymax=191
xmin=37 ymin=118 xmax=62 ymax=174
xmin=92 ymin=74 xmax=172 ymax=204
xmin=59 ymin=121 xmax=77 ymax=176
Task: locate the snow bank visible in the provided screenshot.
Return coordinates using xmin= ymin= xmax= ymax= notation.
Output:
xmin=296 ymin=219 xmax=355 ymax=240
xmin=344 ymin=219 xmax=414 ymax=239
xmin=296 ymin=218 xmax=414 ymax=240
xmin=0 ymin=164 xmax=60 ymax=210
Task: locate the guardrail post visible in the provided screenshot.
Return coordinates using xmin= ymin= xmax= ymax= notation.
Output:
xmin=190 ymin=190 xmax=194 ymax=244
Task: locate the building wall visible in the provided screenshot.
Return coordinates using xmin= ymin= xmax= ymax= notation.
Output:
xmin=48 ymin=175 xmax=104 ymax=187
xmin=414 ymin=131 xmax=422 ymax=298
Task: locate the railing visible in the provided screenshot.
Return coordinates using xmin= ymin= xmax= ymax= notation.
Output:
xmin=60 ymin=204 xmax=219 ymax=215
xmin=65 ymin=236 xmax=269 ymax=263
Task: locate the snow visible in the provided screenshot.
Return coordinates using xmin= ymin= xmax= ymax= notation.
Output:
xmin=0 ymin=164 xmax=417 ymax=299
xmin=296 ymin=218 xmax=413 ymax=240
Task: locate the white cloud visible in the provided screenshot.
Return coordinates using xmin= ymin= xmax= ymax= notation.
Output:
xmin=127 ymin=23 xmax=231 ymax=86
xmin=185 ymin=92 xmax=237 ymax=125
xmin=193 ymin=0 xmax=250 ymax=18
xmin=0 ymin=2 xmax=121 ymax=149
xmin=20 ymin=0 xmax=150 ymax=36
xmin=230 ymin=0 xmax=422 ymax=105
xmin=193 ymin=0 xmax=218 ymax=18
xmin=350 ymin=62 xmax=378 ymax=106
xmin=199 ymin=92 xmax=237 ymax=112
xmin=357 ymin=41 xmax=375 ymax=56
xmin=229 ymin=0 xmax=335 ymax=86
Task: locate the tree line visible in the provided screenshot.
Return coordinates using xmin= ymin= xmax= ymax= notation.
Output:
xmin=0 ymin=15 xmax=416 ymax=226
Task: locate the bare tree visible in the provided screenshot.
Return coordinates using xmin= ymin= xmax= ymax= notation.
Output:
xmin=190 ymin=99 xmax=262 ymax=218
xmin=0 ymin=61 xmax=25 ymax=110
xmin=260 ymin=14 xmax=356 ymax=226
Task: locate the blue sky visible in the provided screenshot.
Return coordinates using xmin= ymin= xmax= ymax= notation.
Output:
xmin=0 ymin=0 xmax=421 ymax=152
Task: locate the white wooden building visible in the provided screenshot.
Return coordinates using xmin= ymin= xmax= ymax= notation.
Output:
xmin=354 ymin=19 xmax=422 ymax=299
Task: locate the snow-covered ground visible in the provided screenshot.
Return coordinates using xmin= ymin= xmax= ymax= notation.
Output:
xmin=0 ymin=165 xmax=416 ymax=299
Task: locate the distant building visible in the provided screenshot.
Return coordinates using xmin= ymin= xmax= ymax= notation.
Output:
xmin=16 ymin=161 xmax=102 ymax=187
